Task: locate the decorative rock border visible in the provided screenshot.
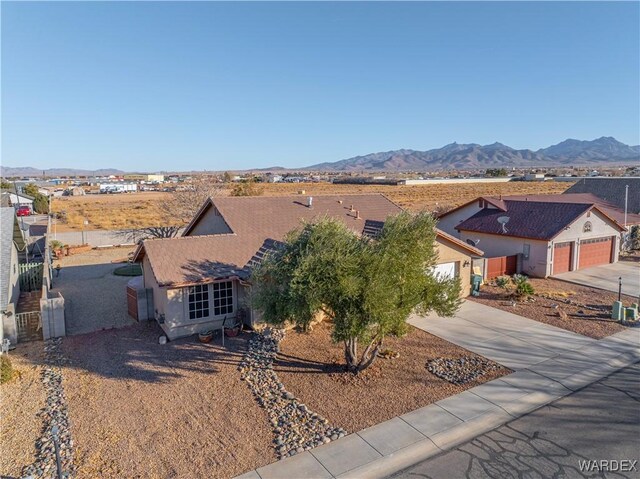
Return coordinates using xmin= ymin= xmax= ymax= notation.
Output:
xmin=239 ymin=328 xmax=346 ymax=459
xmin=426 ymin=356 xmax=501 ymax=385
xmin=22 ymin=338 xmax=75 ymax=479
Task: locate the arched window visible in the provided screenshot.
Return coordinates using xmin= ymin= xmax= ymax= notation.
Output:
xmin=583 ymin=221 xmax=592 ymax=233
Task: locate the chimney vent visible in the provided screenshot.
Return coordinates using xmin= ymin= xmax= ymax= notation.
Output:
xmin=307 ymin=196 xmax=313 ymax=208
xmin=350 ymin=204 xmax=354 ymax=212
xmin=356 ymin=210 xmax=361 ymax=219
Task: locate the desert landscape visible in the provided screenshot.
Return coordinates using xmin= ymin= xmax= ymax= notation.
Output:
xmin=51 ymin=181 xmax=572 ymax=231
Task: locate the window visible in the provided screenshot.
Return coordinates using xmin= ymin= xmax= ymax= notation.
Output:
xmin=583 ymin=221 xmax=592 ymax=233
xmin=212 ymin=281 xmax=234 ymax=316
xmin=188 ymin=284 xmax=209 ymax=320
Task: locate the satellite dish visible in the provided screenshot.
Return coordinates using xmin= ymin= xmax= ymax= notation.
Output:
xmin=497 ymin=216 xmax=510 ymax=233
xmin=466 ymin=238 xmax=480 ymax=247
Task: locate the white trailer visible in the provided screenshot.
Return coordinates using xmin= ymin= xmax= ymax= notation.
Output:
xmin=99 ymin=183 xmax=138 ymax=194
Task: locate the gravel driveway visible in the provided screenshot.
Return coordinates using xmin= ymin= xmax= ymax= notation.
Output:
xmin=51 ymin=248 xmax=137 ymax=335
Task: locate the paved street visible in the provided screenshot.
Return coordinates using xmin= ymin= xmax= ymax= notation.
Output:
xmin=391 ymin=363 xmax=640 ymax=479
xmin=554 ymin=261 xmax=640 ymax=298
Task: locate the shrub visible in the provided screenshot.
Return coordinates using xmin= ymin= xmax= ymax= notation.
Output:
xmin=50 ymin=240 xmax=64 ymax=251
xmin=495 ymin=276 xmax=510 ymax=288
xmin=1 ymin=356 xmax=14 ymax=384
xmin=513 ymin=274 xmax=534 ymax=298
xmin=231 ymin=179 xmax=263 ymax=197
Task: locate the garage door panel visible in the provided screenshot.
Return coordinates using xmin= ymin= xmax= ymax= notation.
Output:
xmin=434 ymin=262 xmax=456 ymax=280
xmin=553 ymin=242 xmax=572 ymax=275
xmin=579 ymin=237 xmax=613 ymax=270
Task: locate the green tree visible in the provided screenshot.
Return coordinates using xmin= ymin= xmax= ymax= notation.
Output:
xmin=23 ymin=183 xmax=39 ymax=197
xmin=251 ymin=212 xmax=462 ymax=373
xmin=0 ymin=179 xmax=11 ymax=189
xmin=485 ymin=168 xmax=508 ymax=177
xmin=32 ymin=194 xmax=49 ymax=214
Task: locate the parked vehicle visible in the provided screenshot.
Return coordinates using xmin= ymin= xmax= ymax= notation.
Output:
xmin=16 ymin=206 xmax=31 ymax=217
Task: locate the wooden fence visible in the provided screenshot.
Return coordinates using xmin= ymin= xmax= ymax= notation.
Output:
xmin=485 ymin=255 xmax=518 ymax=279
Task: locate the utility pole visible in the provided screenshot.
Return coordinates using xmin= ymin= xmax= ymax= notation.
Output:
xmin=624 ymin=184 xmax=629 ymax=228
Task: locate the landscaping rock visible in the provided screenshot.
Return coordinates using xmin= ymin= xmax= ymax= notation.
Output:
xmin=426 ymin=356 xmax=501 ymax=385
xmin=22 ymin=338 xmax=75 ymax=479
xmin=239 ymin=328 xmax=345 ymax=460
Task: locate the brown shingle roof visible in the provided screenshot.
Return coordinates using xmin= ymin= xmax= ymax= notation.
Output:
xmin=136 ymin=194 xmax=404 ymax=286
xmin=456 ymin=200 xmax=623 ymax=241
xmin=489 ymin=193 xmax=640 ymax=226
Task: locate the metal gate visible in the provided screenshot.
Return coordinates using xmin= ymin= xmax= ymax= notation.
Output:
xmin=19 ymin=263 xmax=44 ymax=292
xmin=16 ymin=311 xmax=43 ymax=342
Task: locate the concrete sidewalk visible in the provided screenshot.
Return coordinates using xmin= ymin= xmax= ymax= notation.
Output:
xmin=235 ymin=303 xmax=639 ymax=479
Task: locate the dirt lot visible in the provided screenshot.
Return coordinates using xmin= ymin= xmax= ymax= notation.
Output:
xmin=274 ymin=322 xmax=510 ymax=433
xmin=2 ymin=320 xmax=509 ymax=478
xmin=51 ymin=181 xmax=571 ymax=231
xmin=62 ymin=323 xmax=274 ymax=479
xmin=0 ymin=342 xmax=47 ymax=477
xmin=469 ymin=278 xmax=632 ymax=339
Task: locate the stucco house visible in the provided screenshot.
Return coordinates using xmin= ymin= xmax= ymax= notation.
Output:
xmin=1 ymin=207 xmax=27 ymax=345
xmin=437 ymin=196 xmax=626 ymax=278
xmin=133 ymin=194 xmax=482 ymax=340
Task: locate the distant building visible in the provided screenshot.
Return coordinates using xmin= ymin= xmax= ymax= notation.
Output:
xmin=123 ymin=174 xmax=165 ymax=183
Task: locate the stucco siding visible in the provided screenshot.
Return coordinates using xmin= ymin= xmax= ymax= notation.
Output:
xmin=159 ymin=280 xmax=240 ymax=340
xmin=187 ymin=207 xmax=233 ymax=236
xmin=437 ymin=203 xmax=485 ymax=237
xmin=435 ymin=239 xmax=475 ymax=297
xmin=9 ymin=244 xmax=20 ymax=307
xmin=459 ymin=231 xmax=550 ymax=278
xmin=143 ymin=256 xmax=166 ymax=318
xmin=553 ymin=209 xmax=620 ymax=268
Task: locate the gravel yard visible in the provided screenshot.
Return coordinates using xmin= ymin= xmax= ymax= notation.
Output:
xmin=273 ymin=322 xmax=510 ymax=433
xmin=469 ymin=278 xmax=632 ymax=339
xmin=0 ymin=342 xmax=47 ymax=477
xmin=52 ymin=247 xmax=137 ymax=335
xmin=61 ymin=322 xmax=274 ymax=479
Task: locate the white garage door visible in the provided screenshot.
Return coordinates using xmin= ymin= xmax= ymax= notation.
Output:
xmin=433 ymin=262 xmax=456 ymax=280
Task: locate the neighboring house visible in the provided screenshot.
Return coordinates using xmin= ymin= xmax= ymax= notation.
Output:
xmin=133 ymin=194 xmax=482 ymax=340
xmin=0 ymin=191 xmax=35 ymax=211
xmin=0 ymin=207 xmax=27 ymax=345
xmin=438 ymin=196 xmax=625 ymax=278
xmin=564 ymin=178 xmax=640 ymax=218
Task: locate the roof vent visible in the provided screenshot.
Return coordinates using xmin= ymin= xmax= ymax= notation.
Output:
xmin=355 ymin=210 xmax=361 ymax=219
xmin=350 ymin=204 xmax=355 ymax=212
xmin=307 ymin=196 xmax=313 ymax=208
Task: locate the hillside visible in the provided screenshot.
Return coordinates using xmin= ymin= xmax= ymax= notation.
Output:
xmin=308 ymin=137 xmax=640 ymax=171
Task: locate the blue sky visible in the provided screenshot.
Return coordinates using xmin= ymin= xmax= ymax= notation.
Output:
xmin=2 ymin=1 xmax=639 ymax=171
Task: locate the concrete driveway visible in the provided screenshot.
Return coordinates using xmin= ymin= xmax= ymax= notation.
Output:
xmin=553 ymin=260 xmax=640 ymax=297
xmin=408 ymin=301 xmax=596 ymax=371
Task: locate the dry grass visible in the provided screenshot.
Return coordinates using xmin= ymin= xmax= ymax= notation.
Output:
xmin=52 ymin=181 xmax=571 ymax=231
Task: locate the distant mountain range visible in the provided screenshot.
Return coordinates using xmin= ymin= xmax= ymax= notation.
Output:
xmin=307 ymin=137 xmax=640 ymax=171
xmin=2 ymin=137 xmax=638 ymax=176
xmin=0 ymin=166 xmax=125 ymax=178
